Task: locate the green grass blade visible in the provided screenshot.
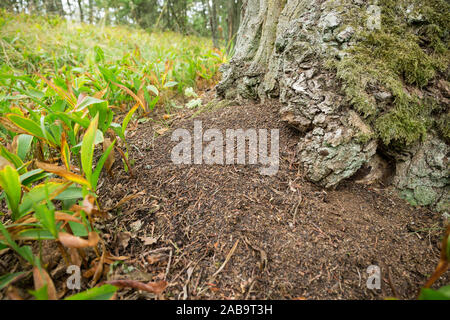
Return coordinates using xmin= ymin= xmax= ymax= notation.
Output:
xmin=91 ymin=139 xmax=116 ymax=190
xmin=16 ymin=134 xmax=34 ymax=161
xmin=80 ymin=113 xmax=99 ymax=188
xmin=0 ymin=165 xmax=21 ymax=220
xmin=6 ymin=114 xmax=46 ymax=142
xmin=65 ymin=284 xmax=117 ymax=300
xmin=33 ymin=203 xmax=57 ymax=238
xmin=0 ymin=272 xmax=26 ymax=290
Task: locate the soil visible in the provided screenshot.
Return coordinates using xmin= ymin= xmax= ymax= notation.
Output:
xmin=1 ymin=97 xmax=448 ymax=300
xmin=97 ymin=98 xmax=449 ymax=300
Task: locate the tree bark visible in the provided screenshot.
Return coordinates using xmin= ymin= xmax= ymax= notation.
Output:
xmin=208 ymin=0 xmax=219 ymax=49
xmin=200 ymin=0 xmax=209 ymax=34
xmin=168 ymin=0 xmax=185 ymax=34
xmin=216 ymin=0 xmax=449 ymax=212
xmin=88 ymin=0 xmax=94 ymax=23
xmin=226 ymin=0 xmax=242 ymax=51
xmin=44 ymin=0 xmax=56 ymax=14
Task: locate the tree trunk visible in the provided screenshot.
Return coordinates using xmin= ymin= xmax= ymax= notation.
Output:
xmin=216 ymin=0 xmax=449 ymax=211
xmin=226 ymin=0 xmax=242 ymax=52
xmin=76 ymin=0 xmax=83 ymax=22
xmin=200 ymin=0 xmax=209 ymax=35
xmin=56 ymin=0 xmax=65 ymax=16
xmin=88 ymin=0 xmax=94 ymax=23
xmin=208 ymin=0 xmax=219 ymax=49
xmin=168 ymin=0 xmax=185 ymax=34
xmin=44 ymin=0 xmax=56 ymax=14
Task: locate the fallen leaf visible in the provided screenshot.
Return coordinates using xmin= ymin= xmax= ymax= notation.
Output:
xmin=141 ymin=236 xmax=157 ymax=246
xmin=68 ymin=248 xmax=82 ymax=267
xmin=104 ymin=252 xmax=129 ymax=263
xmin=156 ymin=127 xmax=169 ymax=135
xmin=58 ymin=231 xmax=100 ymax=248
xmin=154 ymin=272 xmax=165 ymax=281
xmin=118 ymin=232 xmax=132 ymax=249
xmin=207 ymin=283 xmax=219 ymax=292
xmin=147 ymin=254 xmax=162 ymax=265
xmin=33 ymin=266 xmax=57 ymax=300
xmin=82 ymin=195 xmax=95 ymax=214
xmin=6 ymin=286 xmax=23 ymax=300
xmin=244 ymin=237 xmax=268 ymax=272
xmin=103 ymin=137 xmax=115 ymax=175
xmin=91 ymin=248 xmax=106 ymax=286
xmin=0 ymin=248 xmax=10 ymax=256
xmin=106 ymin=191 xmax=145 ymax=212
xmin=83 ymin=261 xmax=99 ymax=279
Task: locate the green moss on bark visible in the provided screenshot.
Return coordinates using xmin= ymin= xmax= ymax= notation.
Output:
xmin=329 ymin=0 xmax=449 ymax=148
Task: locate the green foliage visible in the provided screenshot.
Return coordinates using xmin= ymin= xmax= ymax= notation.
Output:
xmin=0 ymin=165 xmax=21 ymax=220
xmin=65 ymin=284 xmax=118 ymax=300
xmin=29 ymin=285 xmax=49 ymax=300
xmin=0 ymin=9 xmax=224 ymax=102
xmin=80 ymin=113 xmax=99 ymax=190
xmin=0 ymin=222 xmax=37 ymax=265
xmin=0 ymin=271 xmax=26 ymax=290
xmin=0 ymin=9 xmax=221 ymax=300
xmin=419 ymin=285 xmax=450 ymax=300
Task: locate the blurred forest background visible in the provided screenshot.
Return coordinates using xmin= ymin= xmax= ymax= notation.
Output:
xmin=0 ymin=0 xmax=241 ymax=49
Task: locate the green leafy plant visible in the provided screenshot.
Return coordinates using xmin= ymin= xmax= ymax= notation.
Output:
xmin=419 ymin=224 xmax=450 ymax=300
xmin=0 ymin=8 xmax=218 ymax=300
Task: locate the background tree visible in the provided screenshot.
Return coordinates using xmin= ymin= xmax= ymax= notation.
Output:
xmin=0 ymin=0 xmax=242 ymax=50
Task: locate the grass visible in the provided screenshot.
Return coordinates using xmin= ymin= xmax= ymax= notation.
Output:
xmin=0 ymin=10 xmax=225 ymax=108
